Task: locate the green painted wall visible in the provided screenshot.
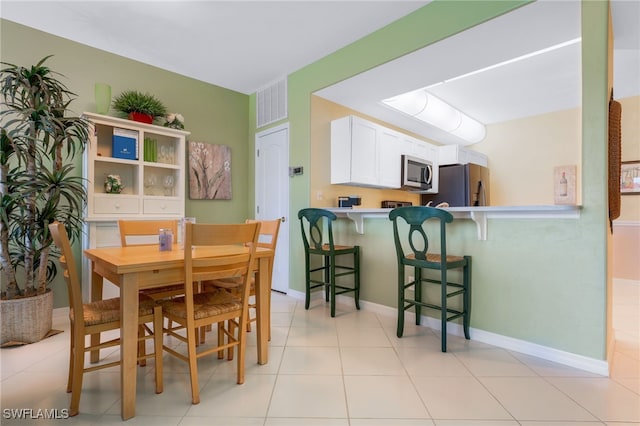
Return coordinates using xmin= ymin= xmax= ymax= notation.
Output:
xmin=271 ymin=0 xmax=610 ymax=360
xmin=1 ymin=0 xmax=611 ymax=360
xmin=1 ymin=19 xmax=250 ymax=307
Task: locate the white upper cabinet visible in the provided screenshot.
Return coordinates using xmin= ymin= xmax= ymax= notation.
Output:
xmin=331 ymin=115 xmax=397 ymax=188
xmin=401 ymin=135 xmax=438 ymax=164
xmin=378 ymin=128 xmax=402 ymax=188
xmin=439 ymin=144 xmax=488 ymax=167
xmin=331 ymin=115 xmax=438 ymax=190
xmin=349 ymin=116 xmax=379 ymax=185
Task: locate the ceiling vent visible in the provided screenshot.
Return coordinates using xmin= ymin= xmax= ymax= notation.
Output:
xmin=257 ymin=78 xmax=287 ymax=128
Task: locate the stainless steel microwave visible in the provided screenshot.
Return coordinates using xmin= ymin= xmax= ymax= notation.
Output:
xmin=401 ymin=155 xmax=434 ymax=192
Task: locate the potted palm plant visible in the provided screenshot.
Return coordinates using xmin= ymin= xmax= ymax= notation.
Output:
xmin=0 ymin=56 xmax=90 ymax=345
xmin=112 ymin=90 xmax=167 ymax=124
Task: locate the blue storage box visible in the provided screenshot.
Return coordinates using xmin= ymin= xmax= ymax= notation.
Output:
xmin=112 ymin=128 xmax=138 ymax=160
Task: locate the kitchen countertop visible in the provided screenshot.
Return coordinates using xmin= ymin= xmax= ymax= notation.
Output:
xmin=325 ymin=205 xmax=582 ymax=240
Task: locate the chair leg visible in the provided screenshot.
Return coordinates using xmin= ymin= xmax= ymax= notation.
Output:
xmin=228 ymin=320 xmax=236 ymax=360
xmin=153 ymin=306 xmax=164 ymax=394
xmin=396 ymin=264 xmax=405 ymax=338
xmin=67 ymin=325 xmax=75 ymax=393
xmin=199 ymin=325 xmax=206 ymax=345
xmin=69 ymin=330 xmax=85 ymax=416
xmin=304 ymin=253 xmax=311 ymax=310
xmin=441 ymin=269 xmax=448 ymax=353
xmin=186 ymin=325 xmax=200 ymax=404
xmin=324 ymin=255 xmax=330 ymax=303
xmin=330 ymin=256 xmax=336 ymax=318
xmin=354 ymin=248 xmax=360 ymax=310
xmin=138 ymin=324 xmax=147 ymax=367
xmin=218 ymin=322 xmax=225 ymax=359
xmin=236 ymin=317 xmax=246 ymax=385
xmin=463 ymin=256 xmax=472 ymax=340
xmin=414 ymin=267 xmax=422 ymax=325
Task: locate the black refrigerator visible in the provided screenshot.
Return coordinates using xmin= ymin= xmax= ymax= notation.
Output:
xmin=421 ymin=164 xmax=490 ymax=207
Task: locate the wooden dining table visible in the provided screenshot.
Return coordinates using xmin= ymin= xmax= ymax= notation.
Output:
xmin=83 ymin=244 xmax=274 ymax=420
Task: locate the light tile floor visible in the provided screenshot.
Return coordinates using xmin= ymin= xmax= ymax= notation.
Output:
xmin=1 ymin=279 xmax=638 ymax=425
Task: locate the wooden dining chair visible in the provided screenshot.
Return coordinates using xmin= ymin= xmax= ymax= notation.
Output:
xmin=118 ymin=219 xmax=184 ymax=301
xmin=48 ymin=222 xmax=164 ymax=417
xmin=160 ymin=221 xmax=260 ymax=404
xmin=203 ymin=218 xmax=281 ymax=332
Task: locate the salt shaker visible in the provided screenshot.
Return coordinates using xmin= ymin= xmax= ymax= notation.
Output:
xmin=159 ymin=228 xmax=173 ymax=251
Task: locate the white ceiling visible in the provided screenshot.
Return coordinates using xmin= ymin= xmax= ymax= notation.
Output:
xmin=316 ymin=0 xmax=640 ymax=144
xmin=2 ymin=0 xmax=638 ymax=145
xmin=0 ymin=0 xmax=429 ymax=94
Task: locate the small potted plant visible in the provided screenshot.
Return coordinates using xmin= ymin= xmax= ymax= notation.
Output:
xmin=164 ymin=112 xmax=185 ymax=130
xmin=112 ymin=90 xmax=167 ymax=124
xmin=104 ymin=174 xmax=124 ymax=194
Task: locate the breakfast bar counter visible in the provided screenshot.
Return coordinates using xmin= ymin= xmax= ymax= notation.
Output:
xmin=326 ymin=205 xmax=582 ymax=240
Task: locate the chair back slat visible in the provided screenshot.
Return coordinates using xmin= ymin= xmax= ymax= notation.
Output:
xmin=389 ymin=206 xmax=453 ymax=263
xmin=184 ymin=222 xmax=260 ymax=303
xmin=49 ymin=222 xmax=84 ymax=322
xmin=247 ymin=218 xmax=281 ymax=250
xmin=118 ymin=219 xmax=178 ymax=246
xmin=298 ymin=208 xmax=337 ymax=251
xmin=191 ymin=255 xmax=252 ymax=282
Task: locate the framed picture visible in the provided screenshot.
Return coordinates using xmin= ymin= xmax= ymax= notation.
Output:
xmin=188 ymin=141 xmax=232 ymax=200
xmin=621 ymin=161 xmax=640 ymax=195
xmin=554 ymin=165 xmax=577 ymax=205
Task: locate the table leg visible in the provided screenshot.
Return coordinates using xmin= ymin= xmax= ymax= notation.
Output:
xmin=255 ymin=257 xmax=269 ymax=365
xmin=267 ymin=257 xmax=273 ymax=341
xmin=90 ymin=266 xmax=104 ymax=363
xmin=120 ymin=273 xmax=138 ymax=420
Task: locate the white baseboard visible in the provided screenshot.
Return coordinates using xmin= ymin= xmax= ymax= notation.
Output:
xmin=293 ymin=289 xmax=610 ymax=376
xmin=613 ymin=277 xmax=640 ymax=286
xmin=612 ymin=220 xmax=640 ymax=227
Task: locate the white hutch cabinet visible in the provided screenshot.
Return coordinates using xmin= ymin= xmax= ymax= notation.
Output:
xmin=81 ymin=112 xmax=190 ymax=298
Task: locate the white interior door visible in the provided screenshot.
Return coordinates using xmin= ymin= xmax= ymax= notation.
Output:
xmin=255 ymin=123 xmax=289 ymax=293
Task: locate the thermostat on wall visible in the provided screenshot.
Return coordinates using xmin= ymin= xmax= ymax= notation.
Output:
xmin=289 ymin=166 xmax=303 ymax=177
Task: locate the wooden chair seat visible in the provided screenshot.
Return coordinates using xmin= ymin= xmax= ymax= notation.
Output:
xmin=73 ymin=295 xmax=156 ymax=326
xmin=163 ymin=289 xmax=241 ymax=320
xmin=405 ymin=253 xmax=466 ymax=264
xmin=321 ymin=243 xmax=355 ymax=252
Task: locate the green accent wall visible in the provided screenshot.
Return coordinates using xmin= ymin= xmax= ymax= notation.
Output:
xmin=1 ymin=19 xmax=250 ymax=308
xmin=267 ymin=0 xmax=611 ymax=360
xmin=1 ymin=0 xmax=612 ymax=360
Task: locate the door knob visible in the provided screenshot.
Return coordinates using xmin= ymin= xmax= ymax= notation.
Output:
xmin=281 ymin=217 xmax=286 ymax=222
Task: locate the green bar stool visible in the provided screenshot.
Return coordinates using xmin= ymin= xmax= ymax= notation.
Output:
xmin=298 ymin=208 xmax=361 ymax=317
xmin=389 ymin=206 xmax=471 ymax=352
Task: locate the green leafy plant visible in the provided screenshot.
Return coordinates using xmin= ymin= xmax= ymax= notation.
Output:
xmin=0 ymin=55 xmax=90 ymax=300
xmin=112 ymin=90 xmax=167 ymax=119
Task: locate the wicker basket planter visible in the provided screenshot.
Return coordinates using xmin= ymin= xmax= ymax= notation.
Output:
xmin=0 ymin=290 xmax=53 ymax=345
